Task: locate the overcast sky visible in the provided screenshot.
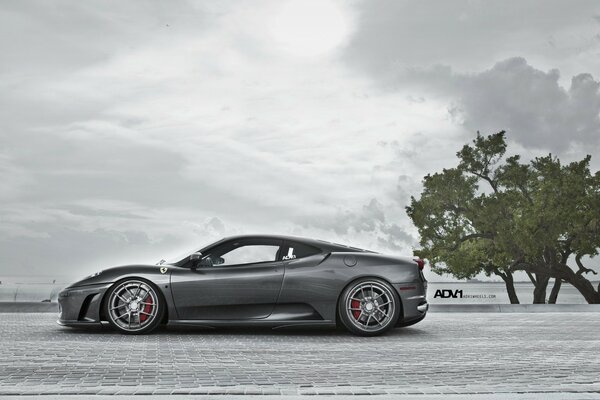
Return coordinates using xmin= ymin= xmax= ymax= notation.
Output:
xmin=1 ymin=0 xmax=600 ymax=282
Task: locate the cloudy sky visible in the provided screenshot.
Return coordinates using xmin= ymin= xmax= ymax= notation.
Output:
xmin=1 ymin=0 xmax=600 ymax=282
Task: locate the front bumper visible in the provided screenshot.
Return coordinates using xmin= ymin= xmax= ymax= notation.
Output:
xmin=57 ymin=283 xmax=112 ymax=326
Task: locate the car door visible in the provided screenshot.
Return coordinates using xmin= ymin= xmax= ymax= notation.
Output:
xmin=170 ymin=238 xmax=284 ymax=320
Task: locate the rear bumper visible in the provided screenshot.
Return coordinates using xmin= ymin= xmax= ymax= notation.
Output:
xmin=393 ymin=281 xmax=428 ymax=321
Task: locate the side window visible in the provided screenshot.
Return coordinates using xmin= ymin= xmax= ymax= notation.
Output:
xmin=214 ymin=244 xmax=280 ymax=266
xmin=283 ymin=242 xmax=321 ymax=260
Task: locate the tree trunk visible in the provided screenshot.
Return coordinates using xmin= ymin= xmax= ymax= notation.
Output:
xmin=497 ymin=271 xmax=520 ymax=304
xmin=545 ymin=263 xmax=600 ymax=304
xmin=563 ymin=274 xmax=600 ymax=304
xmin=532 ymin=274 xmax=549 ymax=304
xmin=548 ymin=278 xmax=562 ymax=304
xmin=517 ymin=263 xmax=600 ymax=304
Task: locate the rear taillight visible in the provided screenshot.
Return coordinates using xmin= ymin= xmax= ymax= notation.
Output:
xmin=414 ymin=258 xmax=425 ymax=270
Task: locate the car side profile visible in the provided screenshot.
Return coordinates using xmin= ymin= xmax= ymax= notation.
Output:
xmin=58 ymin=235 xmax=428 ymax=336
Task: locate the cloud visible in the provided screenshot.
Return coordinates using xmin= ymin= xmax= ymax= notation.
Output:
xmin=298 ymin=198 xmax=417 ymax=253
xmin=1 ymin=0 xmax=438 ymax=279
xmin=344 ymin=0 xmax=600 ymax=79
xmin=306 ymin=198 xmax=385 ymax=235
xmin=402 ymin=57 xmax=600 ymax=152
xmin=0 ymin=198 xmax=236 ymax=280
xmin=343 ymin=1 xmax=600 ymax=154
xmin=2 ymin=1 xmax=599 ymax=282
xmin=378 ymin=223 xmax=416 ymax=251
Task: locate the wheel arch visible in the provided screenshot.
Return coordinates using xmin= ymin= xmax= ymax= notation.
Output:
xmin=99 ymin=276 xmax=169 ymax=324
xmin=334 ymin=275 xmax=404 ymax=325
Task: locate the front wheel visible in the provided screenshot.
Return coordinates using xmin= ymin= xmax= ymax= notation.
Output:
xmin=338 ymin=278 xmax=401 ymax=336
xmin=105 ymin=279 xmax=164 ymax=334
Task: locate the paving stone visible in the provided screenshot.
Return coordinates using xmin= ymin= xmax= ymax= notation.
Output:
xmin=0 ymin=313 xmax=599 ymax=395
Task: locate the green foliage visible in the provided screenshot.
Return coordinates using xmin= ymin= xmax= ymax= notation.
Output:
xmin=407 ymin=131 xmax=600 ymax=302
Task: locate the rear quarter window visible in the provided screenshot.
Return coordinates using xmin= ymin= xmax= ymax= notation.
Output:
xmin=283 ymin=242 xmax=321 ymax=260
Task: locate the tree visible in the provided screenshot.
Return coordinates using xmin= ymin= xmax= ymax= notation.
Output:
xmin=407 ymin=131 xmax=600 ymax=304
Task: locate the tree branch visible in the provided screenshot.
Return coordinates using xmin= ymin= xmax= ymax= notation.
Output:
xmin=469 ymin=170 xmax=499 ymax=193
xmin=507 ymin=258 xmax=525 ymax=272
xmin=526 ymin=271 xmax=537 ymax=285
xmin=517 ymin=183 xmax=533 ymax=204
xmin=559 ymin=237 xmax=573 ymax=263
xmin=576 ymin=254 xmax=598 ymax=276
xmin=492 ymin=266 xmax=507 ymax=280
xmin=447 ymin=232 xmax=494 ymax=251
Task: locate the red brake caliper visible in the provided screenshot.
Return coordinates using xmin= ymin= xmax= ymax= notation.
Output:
xmin=351 ymin=299 xmax=361 ymax=319
xmin=140 ymin=294 xmax=153 ymax=322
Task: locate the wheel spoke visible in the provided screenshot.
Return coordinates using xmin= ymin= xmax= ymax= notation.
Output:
xmin=125 ymin=286 xmax=135 ymax=297
xmin=134 ymin=283 xmax=142 ymax=298
xmin=110 ymin=304 xmax=127 ymax=311
xmin=139 ymin=311 xmax=154 ymax=317
xmin=115 ymin=312 xmax=129 ymax=322
xmin=116 ymin=293 xmax=129 ymax=303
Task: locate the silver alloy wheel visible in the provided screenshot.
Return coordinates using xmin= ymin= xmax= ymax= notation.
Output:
xmin=346 ymin=281 xmax=395 ymax=332
xmin=107 ymin=280 xmax=159 ymax=332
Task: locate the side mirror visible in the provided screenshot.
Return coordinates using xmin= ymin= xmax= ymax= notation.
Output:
xmin=190 ymin=252 xmax=208 ymax=269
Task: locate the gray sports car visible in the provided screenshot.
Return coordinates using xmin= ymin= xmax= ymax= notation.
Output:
xmin=58 ymin=235 xmax=428 ymax=336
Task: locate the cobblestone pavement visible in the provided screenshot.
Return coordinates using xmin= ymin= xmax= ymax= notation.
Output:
xmin=0 ymin=313 xmax=599 ymax=396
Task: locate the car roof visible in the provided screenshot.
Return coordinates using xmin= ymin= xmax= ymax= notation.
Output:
xmin=218 ymin=234 xmax=375 ymax=253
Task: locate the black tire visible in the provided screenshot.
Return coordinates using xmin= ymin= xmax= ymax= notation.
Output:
xmin=104 ymin=278 xmax=165 ymax=334
xmin=338 ymin=278 xmax=401 ymax=336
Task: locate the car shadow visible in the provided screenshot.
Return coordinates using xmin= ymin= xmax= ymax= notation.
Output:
xmin=57 ymin=323 xmax=428 ymax=338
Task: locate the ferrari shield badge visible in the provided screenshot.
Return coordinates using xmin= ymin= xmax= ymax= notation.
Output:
xmin=160 ymin=267 xmax=168 ymax=274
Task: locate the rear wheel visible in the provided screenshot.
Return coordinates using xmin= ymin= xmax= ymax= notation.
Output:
xmin=105 ymin=279 xmax=164 ymax=334
xmin=338 ymin=278 xmax=400 ymax=336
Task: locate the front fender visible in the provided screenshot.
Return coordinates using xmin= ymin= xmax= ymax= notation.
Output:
xmin=67 ymin=264 xmax=171 ymax=288
xmin=59 ymin=264 xmax=175 ymax=324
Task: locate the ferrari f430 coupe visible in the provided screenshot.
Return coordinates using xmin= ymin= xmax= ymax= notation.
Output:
xmin=58 ymin=235 xmax=428 ymax=336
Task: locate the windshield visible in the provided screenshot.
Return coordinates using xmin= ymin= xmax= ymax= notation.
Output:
xmin=160 ymin=240 xmax=220 ymax=265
